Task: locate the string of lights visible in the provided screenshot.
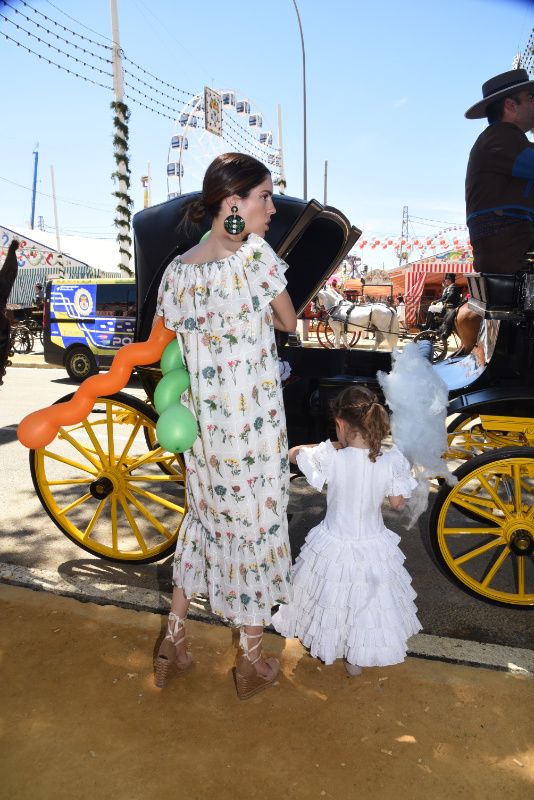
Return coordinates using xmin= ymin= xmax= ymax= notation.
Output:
xmin=2 ymin=0 xmax=111 ymax=49
xmin=0 ymin=12 xmax=113 ymax=72
xmin=3 ymin=1 xmax=280 ymax=180
xmin=0 ymin=3 xmax=111 ymax=63
xmin=1 ymin=29 xmax=113 ymax=90
xmin=123 ymin=54 xmax=195 ymax=99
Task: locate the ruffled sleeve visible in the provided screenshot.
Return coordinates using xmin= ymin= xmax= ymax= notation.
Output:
xmin=296 ymin=440 xmax=336 ymax=491
xmin=241 ymin=234 xmax=288 ymax=312
xmin=387 ymin=445 xmax=417 ymax=498
xmin=155 ymin=260 xmax=176 ymax=323
xmin=154 ymin=234 xmax=287 ymax=333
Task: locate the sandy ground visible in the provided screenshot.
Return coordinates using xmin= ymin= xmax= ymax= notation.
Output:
xmin=1 ymin=584 xmax=533 ymax=800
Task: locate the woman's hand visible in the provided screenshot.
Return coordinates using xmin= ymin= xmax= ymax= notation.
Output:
xmin=388 ymin=494 xmax=406 ymax=511
xmin=271 ymin=290 xmax=297 ymax=332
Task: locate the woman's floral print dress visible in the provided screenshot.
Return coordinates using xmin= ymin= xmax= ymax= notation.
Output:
xmin=156 ymin=233 xmax=292 ymax=626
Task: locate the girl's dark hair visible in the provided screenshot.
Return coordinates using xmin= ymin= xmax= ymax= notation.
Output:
xmin=330 ymin=385 xmax=389 ymax=462
xmin=184 ymin=153 xmax=270 ymax=225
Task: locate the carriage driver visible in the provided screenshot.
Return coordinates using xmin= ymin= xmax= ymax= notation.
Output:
xmin=425 ymin=273 xmax=462 ymax=331
xmin=465 ymin=68 xmax=534 ymax=273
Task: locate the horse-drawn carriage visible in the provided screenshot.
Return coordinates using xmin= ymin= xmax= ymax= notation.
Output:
xmin=26 ymin=194 xmax=534 ymax=608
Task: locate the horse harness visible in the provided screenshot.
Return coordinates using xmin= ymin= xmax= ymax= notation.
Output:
xmin=328 ymin=301 xmax=396 ymax=336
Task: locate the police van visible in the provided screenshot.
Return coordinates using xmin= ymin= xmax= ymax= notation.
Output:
xmin=43 ymin=278 xmax=136 ymax=381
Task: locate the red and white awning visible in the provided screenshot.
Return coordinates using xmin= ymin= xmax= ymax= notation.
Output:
xmin=402 ymin=260 xmax=474 ymax=325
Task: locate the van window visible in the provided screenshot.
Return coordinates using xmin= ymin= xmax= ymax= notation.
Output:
xmin=96 ymin=284 xmax=136 ymax=318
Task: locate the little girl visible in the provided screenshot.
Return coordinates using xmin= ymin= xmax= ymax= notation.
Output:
xmin=272 ymin=385 xmax=421 ymax=675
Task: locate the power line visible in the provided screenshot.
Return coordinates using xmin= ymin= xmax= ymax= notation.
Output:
xmin=0 ymin=175 xmax=114 ymax=212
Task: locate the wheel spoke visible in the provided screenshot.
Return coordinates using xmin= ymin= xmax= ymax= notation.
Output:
xmin=106 ymin=405 xmax=116 ymax=465
xmin=47 ymin=478 xmax=93 ymax=486
xmin=82 ymin=497 xmax=108 ymax=541
xmin=442 ymin=526 xmax=501 ymax=535
xmin=43 ymin=449 xmax=98 ymax=476
xmin=128 ymin=474 xmax=184 ymax=483
xmin=115 ymin=417 xmax=142 ymax=468
xmin=57 ymin=428 xmax=102 ymax=471
xmin=82 ymin=418 xmax=110 ymax=468
xmin=517 ymin=557 xmax=525 ymax=597
xmin=478 ymin=474 xmax=510 ymax=516
xmin=57 ymin=492 xmax=94 ymax=517
xmin=124 ymin=489 xmax=176 ymax=541
xmin=118 ymin=495 xmax=150 ymax=554
xmin=481 ymin=546 xmax=510 ymax=588
xmin=511 ymin=463 xmax=523 ymax=514
xmin=123 ymin=447 xmax=176 ymax=473
xmin=110 ymin=495 xmax=118 ymax=553
xmin=451 ymin=491 xmax=505 ymax=525
xmin=127 ymin=484 xmax=184 ymax=513
xmin=454 ymin=537 xmax=504 ymax=566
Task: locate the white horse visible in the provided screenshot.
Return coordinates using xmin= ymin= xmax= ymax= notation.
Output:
xmin=317 ymin=286 xmax=400 ymax=350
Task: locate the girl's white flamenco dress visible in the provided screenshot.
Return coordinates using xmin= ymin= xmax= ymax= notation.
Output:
xmin=272 ymin=441 xmax=422 ymax=667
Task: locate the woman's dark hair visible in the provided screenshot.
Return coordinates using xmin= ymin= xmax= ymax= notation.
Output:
xmin=184 ymin=153 xmax=271 ymax=225
xmin=330 ymin=385 xmax=389 ymax=462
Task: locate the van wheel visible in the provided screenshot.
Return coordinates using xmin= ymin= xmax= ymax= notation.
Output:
xmin=65 ymin=347 xmax=98 ymax=382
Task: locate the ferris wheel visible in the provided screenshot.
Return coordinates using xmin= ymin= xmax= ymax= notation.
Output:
xmin=166 ymin=90 xmax=283 ymax=198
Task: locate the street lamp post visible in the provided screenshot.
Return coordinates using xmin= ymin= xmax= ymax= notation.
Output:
xmin=291 ymin=0 xmax=307 ymax=200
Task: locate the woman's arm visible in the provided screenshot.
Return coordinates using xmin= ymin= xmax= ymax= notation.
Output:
xmin=270 ymin=290 xmax=297 ymax=332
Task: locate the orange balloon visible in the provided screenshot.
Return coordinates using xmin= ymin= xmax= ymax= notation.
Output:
xmin=17 ymin=317 xmax=175 ymax=449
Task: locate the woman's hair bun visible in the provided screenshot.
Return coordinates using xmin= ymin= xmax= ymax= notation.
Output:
xmin=185 ymin=197 xmax=207 ymax=224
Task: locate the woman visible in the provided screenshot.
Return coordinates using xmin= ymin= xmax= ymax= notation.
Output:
xmin=155 ymin=153 xmax=297 ymax=699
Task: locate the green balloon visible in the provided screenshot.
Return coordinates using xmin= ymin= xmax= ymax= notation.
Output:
xmin=156 ymin=405 xmax=198 ymax=453
xmin=154 ymin=368 xmax=191 ymax=414
xmin=160 ymin=339 xmax=185 ymax=374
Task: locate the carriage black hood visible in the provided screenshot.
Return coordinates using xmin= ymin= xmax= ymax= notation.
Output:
xmin=132 ymin=193 xmax=361 ymax=342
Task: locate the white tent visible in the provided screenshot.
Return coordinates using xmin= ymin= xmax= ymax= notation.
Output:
xmin=1 ymin=225 xmax=122 ymax=273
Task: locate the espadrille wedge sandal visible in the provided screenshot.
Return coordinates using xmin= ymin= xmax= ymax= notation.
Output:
xmin=154 ymin=612 xmax=192 ymax=688
xmin=234 ymin=630 xmax=279 ymax=700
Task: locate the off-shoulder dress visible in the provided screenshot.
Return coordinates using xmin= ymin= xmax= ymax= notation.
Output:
xmin=156 ymin=233 xmax=292 ymax=627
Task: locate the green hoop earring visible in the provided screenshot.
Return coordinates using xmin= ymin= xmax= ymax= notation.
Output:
xmin=223 ymin=205 xmax=245 ymax=235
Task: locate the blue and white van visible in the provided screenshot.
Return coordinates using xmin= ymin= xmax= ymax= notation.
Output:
xmin=43 ymin=279 xmax=136 ymax=381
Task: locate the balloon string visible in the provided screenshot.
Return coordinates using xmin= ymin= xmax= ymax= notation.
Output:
xmin=17 ymin=317 xmax=175 ymax=449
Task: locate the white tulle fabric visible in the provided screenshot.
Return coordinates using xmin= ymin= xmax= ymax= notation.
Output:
xmin=272 ymin=442 xmax=421 ymax=667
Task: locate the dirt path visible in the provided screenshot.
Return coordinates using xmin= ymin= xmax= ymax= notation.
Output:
xmin=1 ymin=584 xmax=533 ymax=800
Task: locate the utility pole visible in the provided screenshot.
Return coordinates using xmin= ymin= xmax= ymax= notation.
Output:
xmin=30 ymin=144 xmax=39 ymax=229
xmin=141 ymin=163 xmax=151 ymax=208
xmin=291 ymin=0 xmax=307 ymax=200
xmin=110 ymin=0 xmax=132 ymax=275
xmin=50 ymin=165 xmax=64 ymax=277
xmin=277 ymin=104 xmax=286 ymax=194
xmin=323 ymin=160 xmax=328 ymax=205
xmin=399 ymin=205 xmax=409 ymax=266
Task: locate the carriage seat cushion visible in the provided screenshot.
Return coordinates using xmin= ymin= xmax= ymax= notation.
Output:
xmin=467 ymin=273 xmax=523 ymax=319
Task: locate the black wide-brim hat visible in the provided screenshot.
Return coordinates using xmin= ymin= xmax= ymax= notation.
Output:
xmin=465 ymin=68 xmax=534 ymax=119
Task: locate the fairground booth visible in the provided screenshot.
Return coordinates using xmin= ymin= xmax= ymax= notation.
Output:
xmin=389 ymin=254 xmax=474 ymax=326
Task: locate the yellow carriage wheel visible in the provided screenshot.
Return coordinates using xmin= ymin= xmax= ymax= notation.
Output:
xmin=446 ymin=412 xmax=528 ymax=462
xmin=30 ymin=392 xmax=186 ymax=563
xmin=428 ymin=447 xmax=534 ymax=607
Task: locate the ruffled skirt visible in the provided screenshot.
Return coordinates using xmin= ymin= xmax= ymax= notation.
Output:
xmin=271 ymin=521 xmax=421 ymax=666
xmin=172 ymin=509 xmax=292 ymax=628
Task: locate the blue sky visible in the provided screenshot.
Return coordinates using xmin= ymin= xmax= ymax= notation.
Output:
xmin=0 ymin=0 xmax=532 ymax=270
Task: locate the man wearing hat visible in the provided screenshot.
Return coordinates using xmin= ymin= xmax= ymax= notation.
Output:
xmin=425 ymin=273 xmax=462 ymax=330
xmin=465 ymin=68 xmax=534 ymax=273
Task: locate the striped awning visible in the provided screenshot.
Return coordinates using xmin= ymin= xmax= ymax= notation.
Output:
xmin=403 ymin=261 xmax=474 ymax=325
